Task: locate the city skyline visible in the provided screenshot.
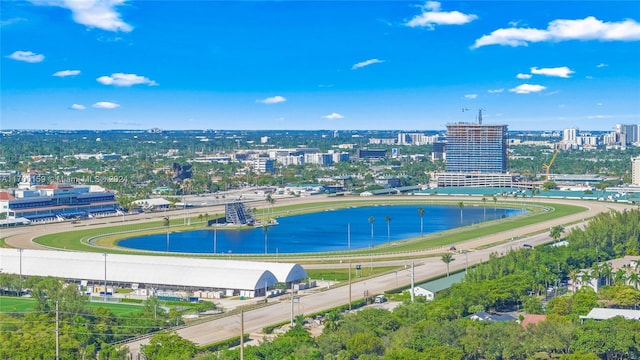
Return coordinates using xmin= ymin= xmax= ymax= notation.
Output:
xmin=1 ymin=1 xmax=639 ymax=131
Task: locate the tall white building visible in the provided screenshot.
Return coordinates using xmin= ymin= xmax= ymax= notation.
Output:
xmin=563 ymin=128 xmax=578 ymax=146
xmin=632 ymin=156 xmax=640 ymax=186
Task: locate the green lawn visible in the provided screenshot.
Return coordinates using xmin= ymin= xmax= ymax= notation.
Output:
xmin=307 ymin=266 xmax=400 ymax=282
xmin=0 ymin=296 xmax=143 ymax=316
xmin=0 ymin=296 xmax=35 ymax=312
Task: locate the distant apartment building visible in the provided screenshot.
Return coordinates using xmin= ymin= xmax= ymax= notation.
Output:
xmin=368 ymin=138 xmax=396 ymax=145
xmin=397 ymin=133 xmax=438 ymax=145
xmin=616 ymin=124 xmax=639 ymax=146
xmin=445 ymin=123 xmax=508 ymax=174
xmin=632 ymin=156 xmax=640 ymax=186
xmin=304 ymin=153 xmax=334 ymax=167
xmin=431 ymin=142 xmax=446 ymax=161
xmin=562 ymin=128 xmax=579 ymax=149
xmin=253 ymin=158 xmax=275 ymax=173
xmin=358 ymin=148 xmax=387 ymax=159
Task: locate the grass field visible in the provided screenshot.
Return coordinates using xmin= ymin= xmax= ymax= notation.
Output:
xmin=0 ymin=296 xmax=143 ymax=316
xmin=306 ymin=266 xmax=401 ymax=282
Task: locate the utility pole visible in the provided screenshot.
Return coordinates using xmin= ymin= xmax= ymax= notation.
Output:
xmin=213 ymin=228 xmax=217 ymax=254
xmin=291 ymin=286 xmax=295 ymax=326
xmin=18 ymin=248 xmax=23 ymax=295
xmin=55 ymin=301 xmax=59 ymax=360
xmin=348 ymin=259 xmax=352 ymax=311
xmin=103 ymin=253 xmax=107 ymax=302
xmin=240 ymin=309 xmax=244 ymax=360
xmin=347 ymin=223 xmax=350 ymax=250
xmin=410 ymin=261 xmax=415 ymax=303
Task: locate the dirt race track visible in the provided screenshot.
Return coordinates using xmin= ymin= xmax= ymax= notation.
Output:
xmin=2 ymin=194 xmax=634 ymax=258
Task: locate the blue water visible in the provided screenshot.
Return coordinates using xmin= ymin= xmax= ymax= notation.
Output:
xmin=119 ymin=205 xmax=520 ymax=254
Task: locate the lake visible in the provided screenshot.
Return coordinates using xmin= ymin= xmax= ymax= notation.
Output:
xmin=118 ymin=204 xmax=520 ymax=254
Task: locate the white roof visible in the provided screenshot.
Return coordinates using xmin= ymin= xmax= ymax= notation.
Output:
xmin=0 ymin=249 xmax=309 ymax=291
xmin=132 ymin=198 xmax=170 ymax=206
xmin=581 ymin=308 xmax=640 ymax=320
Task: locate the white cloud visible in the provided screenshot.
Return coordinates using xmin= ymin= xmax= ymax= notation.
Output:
xmin=596 ymin=63 xmax=608 ymax=68
xmin=70 ymin=104 xmax=86 ymax=110
xmin=323 ymin=113 xmax=344 ymax=120
xmin=596 ymin=102 xmax=604 ymax=106
xmin=53 ymin=69 xmax=81 ymax=77
xmin=97 ymin=73 xmax=157 ymax=87
xmin=587 ymin=114 xmax=614 ymax=119
xmin=509 ymin=84 xmax=547 ymax=94
xmin=516 ymin=73 xmax=532 ymax=79
xmin=257 ymin=96 xmax=287 ymax=104
xmin=352 ymin=58 xmax=384 ymax=70
xmin=30 ymin=0 xmax=132 ymax=32
xmin=406 ymin=1 xmax=477 ymax=29
xmin=530 ymin=66 xmax=574 ymax=78
xmin=464 ymin=94 xmax=478 ymax=99
xmin=488 ymin=88 xmax=504 ymax=93
xmin=472 ymin=16 xmax=640 ymax=48
xmin=7 ymin=50 xmax=44 ymax=63
xmin=93 ymin=101 xmax=120 ymax=109
xmin=585 ymin=75 xmax=594 ymax=80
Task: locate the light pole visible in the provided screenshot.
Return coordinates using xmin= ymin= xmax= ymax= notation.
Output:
xmin=18 ymin=248 xmax=23 ymax=295
xmin=213 ymin=228 xmax=217 ymax=254
xmin=103 ymin=253 xmax=107 ymax=302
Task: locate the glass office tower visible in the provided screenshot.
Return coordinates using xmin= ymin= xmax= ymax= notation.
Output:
xmin=445 ymin=123 xmax=508 ymax=174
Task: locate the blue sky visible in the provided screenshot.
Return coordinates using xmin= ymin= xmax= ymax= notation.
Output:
xmin=1 ymin=1 xmax=639 ymax=131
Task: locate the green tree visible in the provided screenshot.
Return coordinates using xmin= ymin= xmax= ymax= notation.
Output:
xmin=368 ymin=216 xmax=375 ymax=248
xmin=441 ymin=253 xmax=455 ymax=277
xmin=457 ymin=201 xmax=464 ymax=224
xmin=385 ymin=215 xmax=392 ymax=244
xmin=347 ymin=333 xmax=384 ymax=358
xmin=141 ymin=331 xmax=197 ymax=360
xmin=417 ymin=207 xmax=425 ymax=236
xmin=550 ymin=225 xmax=565 ymax=243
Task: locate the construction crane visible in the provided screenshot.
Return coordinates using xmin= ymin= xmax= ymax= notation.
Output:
xmin=542 ymin=147 xmax=560 ymax=181
xmin=462 ymin=108 xmax=485 ymax=124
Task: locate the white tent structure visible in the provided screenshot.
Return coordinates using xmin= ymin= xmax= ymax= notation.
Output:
xmin=0 ymin=249 xmax=307 ymax=296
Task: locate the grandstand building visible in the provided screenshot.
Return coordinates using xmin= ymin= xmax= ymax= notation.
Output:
xmin=0 ymin=183 xmax=118 ymax=223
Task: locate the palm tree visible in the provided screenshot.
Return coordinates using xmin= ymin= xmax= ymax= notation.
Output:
xmin=481 ymin=197 xmax=487 ymax=222
xmin=549 ymin=225 xmax=565 ymax=243
xmin=163 ymin=216 xmax=170 ymax=252
xmin=417 ymin=207 xmax=425 ymax=236
xmin=614 ymin=269 xmax=628 ymax=285
xmin=457 ymin=201 xmax=464 ymax=225
xmin=628 ymin=271 xmax=640 ymax=290
xmin=265 ymin=194 xmax=275 ymax=223
xmin=368 ymin=216 xmax=375 ymax=248
xmin=262 ymin=224 xmax=269 ymax=254
xmin=441 ymin=253 xmax=454 ymax=277
xmin=385 ymin=215 xmax=391 ymax=244
xmin=569 ymin=270 xmax=580 ymax=293
xmin=492 ymin=195 xmax=497 ymax=214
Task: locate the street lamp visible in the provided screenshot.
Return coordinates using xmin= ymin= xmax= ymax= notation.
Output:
xmin=18 ymin=248 xmax=23 ymax=295
xmin=103 ymin=253 xmax=107 ymax=302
